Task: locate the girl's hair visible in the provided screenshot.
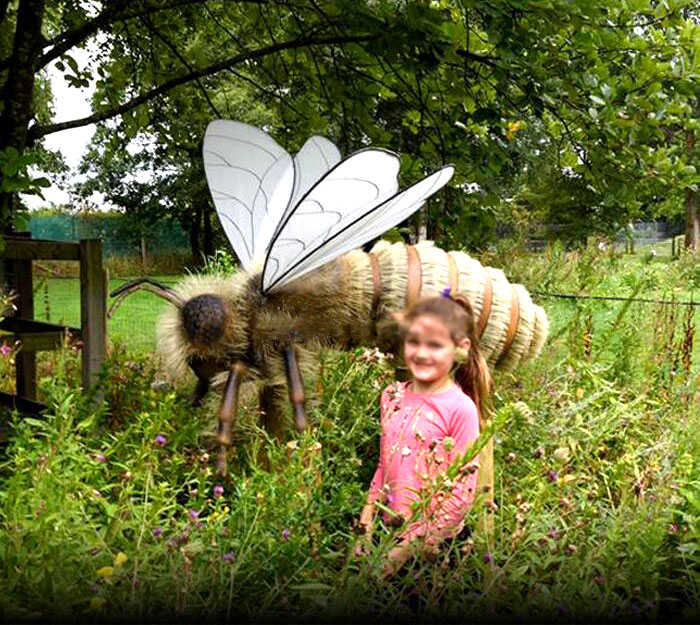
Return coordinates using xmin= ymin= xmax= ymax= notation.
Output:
xmin=403 ymin=293 xmax=492 ymax=417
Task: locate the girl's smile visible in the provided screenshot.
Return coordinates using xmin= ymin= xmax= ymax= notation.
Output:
xmin=404 ymin=314 xmax=470 ymax=393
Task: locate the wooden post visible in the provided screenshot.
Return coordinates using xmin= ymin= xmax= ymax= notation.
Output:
xmin=476 ymin=434 xmax=495 ymax=539
xmin=11 ymin=232 xmax=36 ymax=399
xmin=79 ymin=239 xmax=106 ymax=391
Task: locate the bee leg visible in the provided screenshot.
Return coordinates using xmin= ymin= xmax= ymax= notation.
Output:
xmin=192 ymin=375 xmax=210 ymax=407
xmin=283 ymin=346 xmax=308 ymax=432
xmin=216 ymin=362 xmax=246 ymax=477
xmin=259 ymin=384 xmax=288 ymax=441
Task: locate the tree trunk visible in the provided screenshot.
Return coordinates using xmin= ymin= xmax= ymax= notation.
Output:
xmin=188 ymin=203 xmax=202 ymax=261
xmin=202 ymin=200 xmax=214 ymax=259
xmin=0 ymin=0 xmax=46 ymax=232
xmin=685 ymin=128 xmax=698 ymax=253
xmin=416 ymin=206 xmax=428 ymax=242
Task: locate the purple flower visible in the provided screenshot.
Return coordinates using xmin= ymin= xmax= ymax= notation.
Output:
xmin=483 ymin=552 xmax=493 ymax=564
xmin=440 ymin=286 xmax=452 ymax=298
xmin=547 ymin=469 xmax=559 ymax=482
xmin=89 ymin=547 xmax=101 ymax=556
xmin=93 ymin=453 xmax=107 ymax=464
xmin=154 ymin=434 xmax=168 ymax=446
xmin=152 ymin=527 xmax=163 ymax=538
xmin=547 ymin=528 xmax=559 ymax=540
xmin=213 ymin=484 xmax=224 ymax=498
xmin=223 ymin=552 xmax=235 ymax=564
xmin=282 ymin=528 xmax=290 ymax=541
xmin=0 ymin=343 xmax=11 ymax=357
xmin=188 ymin=509 xmax=199 ymax=521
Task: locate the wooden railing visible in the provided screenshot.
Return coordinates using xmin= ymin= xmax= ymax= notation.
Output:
xmin=0 ymin=233 xmax=106 ymax=414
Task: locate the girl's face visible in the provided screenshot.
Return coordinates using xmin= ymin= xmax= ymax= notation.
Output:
xmin=404 ymin=314 xmax=470 ymax=392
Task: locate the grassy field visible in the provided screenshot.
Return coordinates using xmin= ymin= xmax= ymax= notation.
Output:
xmin=0 ymin=245 xmax=698 ymax=622
xmin=32 ymin=276 xmax=180 ymax=352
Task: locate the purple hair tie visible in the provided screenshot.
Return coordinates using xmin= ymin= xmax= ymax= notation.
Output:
xmin=440 ymin=286 xmax=452 ymax=298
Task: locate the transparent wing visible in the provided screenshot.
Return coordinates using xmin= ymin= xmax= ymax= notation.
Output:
xmin=264 ymin=166 xmax=454 ymax=291
xmin=203 ymin=120 xmax=294 ymax=269
xmin=261 ymin=149 xmax=401 ymax=292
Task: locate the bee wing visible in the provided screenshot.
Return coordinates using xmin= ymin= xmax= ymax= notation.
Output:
xmin=261 ymin=148 xmax=401 ymax=292
xmin=264 ymin=165 xmax=454 ymax=291
xmin=203 ymin=120 xmax=294 ymax=269
xmin=269 ymin=135 xmax=342 ymax=245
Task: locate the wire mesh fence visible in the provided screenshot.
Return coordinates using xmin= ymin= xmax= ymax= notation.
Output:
xmin=33 ymin=276 xmax=181 ymax=352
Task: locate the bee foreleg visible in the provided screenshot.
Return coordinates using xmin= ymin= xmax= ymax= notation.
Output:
xmin=283 ymin=346 xmax=308 ymax=432
xmin=216 ymin=362 xmax=246 ymax=476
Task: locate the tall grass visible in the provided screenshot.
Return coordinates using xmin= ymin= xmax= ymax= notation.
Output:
xmin=0 ymin=247 xmax=698 ymax=622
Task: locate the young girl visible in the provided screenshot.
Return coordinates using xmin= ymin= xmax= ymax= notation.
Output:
xmin=357 ymin=291 xmax=492 ymax=578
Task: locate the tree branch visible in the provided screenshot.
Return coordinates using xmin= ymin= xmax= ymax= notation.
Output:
xmin=36 ymin=0 xmax=274 ymax=69
xmin=30 ymin=33 xmax=377 ymax=139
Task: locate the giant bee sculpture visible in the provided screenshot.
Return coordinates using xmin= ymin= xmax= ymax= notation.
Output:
xmin=112 ymin=121 xmax=548 ymax=475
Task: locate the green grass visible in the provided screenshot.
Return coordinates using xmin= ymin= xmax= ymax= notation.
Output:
xmin=32 ymin=276 xmax=180 ymax=352
xmin=0 ymin=246 xmax=698 ymax=621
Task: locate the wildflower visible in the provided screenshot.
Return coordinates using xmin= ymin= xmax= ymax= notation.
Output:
xmin=114 ymin=552 xmax=128 ymax=566
xmin=559 ymin=497 xmax=573 ymax=510
xmin=152 ymin=527 xmax=163 ymax=538
xmin=668 ymin=523 xmax=680 ymax=534
xmin=154 ymin=434 xmax=168 ymax=446
xmin=213 ymin=484 xmax=224 ymax=498
xmin=552 ymin=447 xmax=570 ymax=463
xmin=89 ymin=547 xmax=101 ymax=556
xmin=0 ymin=343 xmax=11 ymax=357
xmin=96 ymin=566 xmax=114 ymax=578
xmin=93 ymin=453 xmax=107 ymax=464
xmin=547 ymin=528 xmax=559 ymax=540
xmin=188 ymin=509 xmax=199 ymax=521
xmin=594 ymin=575 xmax=605 ymax=585
xmin=483 ymin=552 xmax=493 ymax=564
xmin=223 ymin=552 xmax=235 ymax=564
xmin=282 ymin=528 xmax=290 ymax=541
xmin=309 ymin=442 xmax=322 ymax=453
xmin=565 ymin=544 xmax=578 ymax=555
xmin=533 ymin=446 xmax=545 ymax=459
xmin=286 ymin=440 xmax=298 ymax=451
xmin=505 ymin=452 xmax=517 ymax=463
xmin=547 ymin=470 xmax=559 ymax=482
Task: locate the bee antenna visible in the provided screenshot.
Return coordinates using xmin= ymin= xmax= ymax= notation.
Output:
xmin=108 ymin=278 xmax=183 ymax=319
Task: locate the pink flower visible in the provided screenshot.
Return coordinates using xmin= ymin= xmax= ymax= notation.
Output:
xmin=213 ymin=484 xmax=224 ymax=498
xmin=282 ymin=528 xmax=290 ymax=541
xmin=154 ymin=434 xmax=168 ymax=446
xmin=0 ymin=343 xmax=11 ymax=357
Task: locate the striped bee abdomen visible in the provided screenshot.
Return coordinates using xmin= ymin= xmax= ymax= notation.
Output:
xmin=368 ymin=241 xmax=548 ymax=371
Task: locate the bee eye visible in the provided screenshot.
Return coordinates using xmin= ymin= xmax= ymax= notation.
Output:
xmin=182 ymin=294 xmax=228 ymax=346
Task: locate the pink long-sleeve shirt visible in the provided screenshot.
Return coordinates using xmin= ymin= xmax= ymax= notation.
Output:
xmin=367 ymin=380 xmax=480 ymax=546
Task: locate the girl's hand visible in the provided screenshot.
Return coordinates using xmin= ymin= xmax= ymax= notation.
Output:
xmin=353 ymin=504 xmax=375 ymax=557
xmin=379 ymin=544 xmax=412 ymax=580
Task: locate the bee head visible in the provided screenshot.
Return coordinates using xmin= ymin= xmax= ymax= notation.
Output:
xmin=157 ymin=273 xmax=251 ymax=381
xmin=182 ymin=293 xmax=228 ymax=347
